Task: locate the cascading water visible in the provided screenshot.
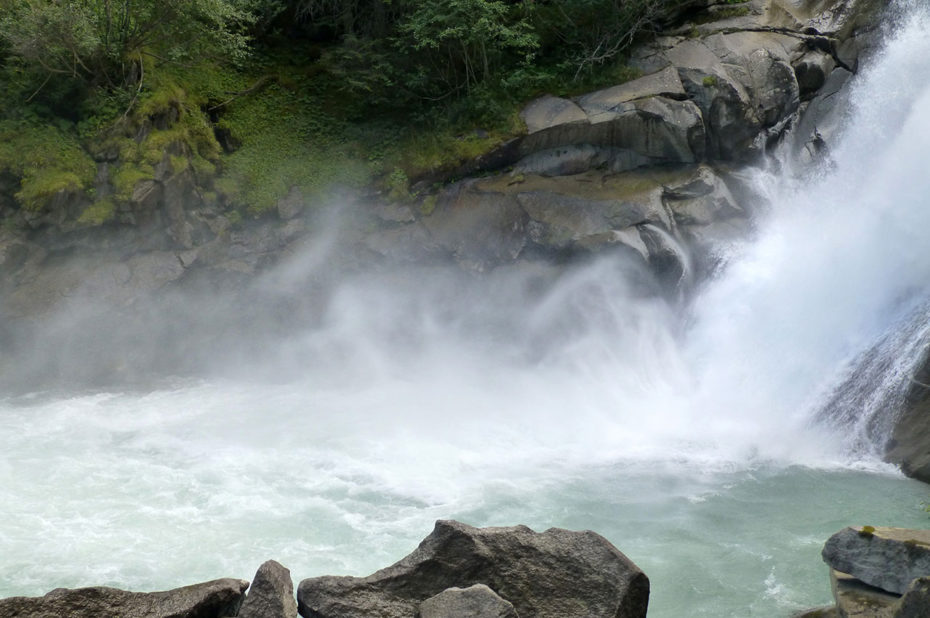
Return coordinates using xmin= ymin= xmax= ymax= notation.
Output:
xmin=4 ymin=2 xmax=930 ymax=616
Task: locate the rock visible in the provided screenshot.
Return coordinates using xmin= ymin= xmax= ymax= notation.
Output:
xmin=424 ymin=181 xmax=528 ymax=270
xmin=514 ymin=144 xmax=600 ymax=177
xmin=297 ymin=519 xmax=649 ymax=618
xmin=419 ymin=584 xmax=518 ymax=618
xmin=521 ymin=96 xmax=587 ymax=134
xmin=238 ymin=560 xmax=298 ymax=618
xmin=830 ymin=569 xmax=899 ymax=618
xmin=519 ymin=95 xmax=705 ymax=172
xmin=0 ymin=578 xmax=249 ymax=618
xmin=575 ymin=67 xmax=687 ymax=122
xmin=791 ymin=606 xmax=839 ymax=617
xmin=893 ymin=576 xmax=930 ymax=618
xmin=277 ymin=187 xmax=304 ymax=221
xmin=822 ymin=527 xmax=930 ymax=595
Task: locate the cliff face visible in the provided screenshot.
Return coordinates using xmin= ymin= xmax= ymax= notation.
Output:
xmin=0 ymin=0 xmax=888 ymax=391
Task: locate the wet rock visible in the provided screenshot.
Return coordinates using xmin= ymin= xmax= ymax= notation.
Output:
xmin=419 ymin=584 xmax=518 ymax=618
xmin=0 ymin=578 xmax=249 ymax=618
xmin=893 ymin=576 xmax=930 ymax=618
xmin=830 ymin=569 xmax=899 ymax=618
xmin=297 ymin=519 xmax=649 ymax=618
xmin=424 ymin=181 xmax=528 ymax=270
xmin=822 ymin=527 xmax=930 ymax=595
xmin=238 ymin=560 xmax=297 ymax=618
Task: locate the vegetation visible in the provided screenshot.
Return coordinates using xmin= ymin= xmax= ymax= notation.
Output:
xmin=0 ymin=0 xmax=695 ymax=220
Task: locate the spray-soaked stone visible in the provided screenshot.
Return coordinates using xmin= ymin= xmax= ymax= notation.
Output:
xmin=822 ymin=527 xmax=930 ymax=595
xmin=238 ymin=560 xmax=297 ymax=618
xmin=0 ymin=578 xmax=248 ymax=618
xmin=297 ymin=520 xmax=649 ymax=618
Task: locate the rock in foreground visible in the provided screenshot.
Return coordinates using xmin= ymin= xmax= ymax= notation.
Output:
xmin=297 ymin=519 xmax=649 ymax=618
xmin=822 ymin=527 xmax=930 ymax=595
xmin=0 ymin=578 xmax=249 ymax=618
xmin=238 ymin=560 xmax=297 ymax=618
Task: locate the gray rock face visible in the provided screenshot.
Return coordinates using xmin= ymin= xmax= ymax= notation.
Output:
xmin=0 ymin=578 xmax=249 ymax=618
xmin=822 ymin=527 xmax=930 ymax=595
xmin=297 ymin=519 xmax=649 ymax=618
xmin=419 ymin=584 xmax=519 ymax=618
xmin=238 ymin=560 xmax=298 ymax=618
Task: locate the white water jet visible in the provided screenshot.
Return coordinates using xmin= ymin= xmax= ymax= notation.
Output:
xmin=3 ymin=3 xmax=930 ymax=617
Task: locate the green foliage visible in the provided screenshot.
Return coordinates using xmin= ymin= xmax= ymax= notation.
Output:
xmin=396 ymin=0 xmax=538 ymax=96
xmin=702 ymin=75 xmax=718 ymax=87
xmin=859 ymin=525 xmax=876 ymax=537
xmin=78 ymin=198 xmax=117 ymax=225
xmin=0 ymin=120 xmax=96 ymax=211
xmin=0 ymin=0 xmax=258 ymax=114
xmin=215 ymin=79 xmax=370 ymax=214
xmin=0 ymin=0 xmax=698 ymax=220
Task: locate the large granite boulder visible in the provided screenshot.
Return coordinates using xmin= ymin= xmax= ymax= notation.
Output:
xmin=238 ymin=560 xmax=298 ymax=618
xmin=0 ymin=578 xmax=249 ymax=618
xmin=297 ymin=520 xmax=649 ymax=618
xmin=822 ymin=527 xmax=930 ymax=595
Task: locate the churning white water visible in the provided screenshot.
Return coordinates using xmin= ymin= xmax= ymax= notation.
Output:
xmin=4 ymin=4 xmax=930 ymax=616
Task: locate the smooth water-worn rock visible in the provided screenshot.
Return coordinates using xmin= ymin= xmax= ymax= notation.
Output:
xmin=0 ymin=578 xmax=249 ymax=618
xmin=297 ymin=520 xmax=649 ymax=618
xmin=419 ymin=584 xmax=518 ymax=618
xmin=823 ymin=527 xmax=930 ymax=595
xmin=237 ymin=560 xmax=297 ymax=618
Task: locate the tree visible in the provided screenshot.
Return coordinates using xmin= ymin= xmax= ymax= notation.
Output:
xmin=0 ymin=0 xmax=258 ymax=105
xmin=396 ymin=0 xmax=538 ymax=96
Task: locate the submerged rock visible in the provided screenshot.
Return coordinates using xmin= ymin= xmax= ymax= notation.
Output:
xmin=822 ymin=527 xmax=930 ymax=595
xmin=0 ymin=578 xmax=248 ymax=618
xmin=297 ymin=519 xmax=649 ymax=618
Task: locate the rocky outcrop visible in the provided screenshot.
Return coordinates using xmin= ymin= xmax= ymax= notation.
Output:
xmin=0 ymin=578 xmax=249 ymax=618
xmin=237 ymin=560 xmax=298 ymax=618
xmin=884 ymin=353 xmax=930 ymax=483
xmin=296 ymin=520 xmax=649 ymax=618
xmin=810 ymin=526 xmax=930 ymax=617
xmin=823 ymin=527 xmax=930 ymax=595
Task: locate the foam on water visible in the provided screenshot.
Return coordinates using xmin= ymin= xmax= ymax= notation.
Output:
xmin=3 ymin=2 xmax=930 ymax=616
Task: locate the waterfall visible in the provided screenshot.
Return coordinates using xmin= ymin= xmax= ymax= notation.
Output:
xmin=3 ymin=2 xmax=930 ymax=615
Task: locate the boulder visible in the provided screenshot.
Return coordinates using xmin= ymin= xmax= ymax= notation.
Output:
xmin=519 ymin=94 xmax=705 ymax=172
xmin=893 ymin=576 xmax=930 ymax=618
xmin=419 ymin=584 xmax=518 ymax=618
xmin=297 ymin=519 xmax=649 ymax=618
xmin=521 ymin=96 xmax=587 ymax=134
xmin=829 ymin=569 xmax=899 ymax=618
xmin=822 ymin=527 xmax=930 ymax=595
xmin=0 ymin=578 xmax=249 ymax=618
xmin=238 ymin=560 xmax=298 ymax=618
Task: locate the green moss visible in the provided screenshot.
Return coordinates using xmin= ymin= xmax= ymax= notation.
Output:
xmin=859 ymin=525 xmax=876 ymax=537
xmin=111 ymin=164 xmax=155 ymax=201
xmin=215 ymin=80 xmax=370 ymax=214
xmin=702 ymin=75 xmax=718 ymax=87
xmin=0 ymin=121 xmax=96 ymax=212
xmin=419 ymin=194 xmax=438 ymax=216
xmin=78 ymin=198 xmax=116 ymax=225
